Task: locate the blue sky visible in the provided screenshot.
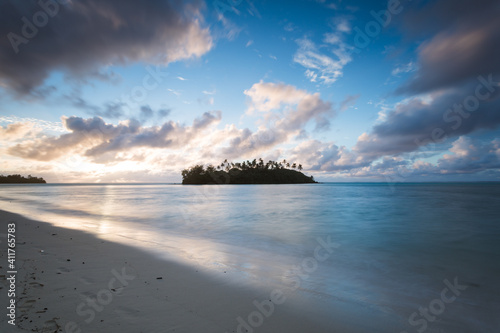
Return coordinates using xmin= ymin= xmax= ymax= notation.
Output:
xmin=1 ymin=0 xmax=499 ymax=182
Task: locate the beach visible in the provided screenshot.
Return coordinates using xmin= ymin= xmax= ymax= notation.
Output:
xmin=0 ymin=209 xmax=364 ymax=333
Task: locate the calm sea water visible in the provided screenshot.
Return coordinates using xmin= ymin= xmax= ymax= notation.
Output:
xmin=1 ymin=182 xmax=499 ymax=332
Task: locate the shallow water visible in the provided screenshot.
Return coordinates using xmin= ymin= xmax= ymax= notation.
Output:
xmin=1 ymin=182 xmax=499 ymax=332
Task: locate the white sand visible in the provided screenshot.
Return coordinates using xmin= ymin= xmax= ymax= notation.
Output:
xmin=1 ymin=209 xmax=380 ymax=333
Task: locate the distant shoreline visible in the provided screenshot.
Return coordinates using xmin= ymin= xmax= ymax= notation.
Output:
xmin=0 ymin=174 xmax=46 ymax=184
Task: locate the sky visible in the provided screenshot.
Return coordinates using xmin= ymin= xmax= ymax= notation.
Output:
xmin=0 ymin=0 xmax=499 ymax=183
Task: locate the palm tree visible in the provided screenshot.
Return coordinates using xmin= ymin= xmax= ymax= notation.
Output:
xmin=298 ymin=164 xmax=303 ymax=171
xmin=291 ymin=163 xmax=297 ymax=169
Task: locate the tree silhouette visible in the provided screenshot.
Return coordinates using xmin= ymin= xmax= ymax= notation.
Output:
xmin=0 ymin=174 xmax=46 ymax=183
xmin=181 ymin=159 xmax=315 ymax=184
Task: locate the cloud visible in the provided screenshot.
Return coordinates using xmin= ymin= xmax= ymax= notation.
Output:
xmin=67 ymin=91 xmax=171 ymax=122
xmin=293 ymin=37 xmax=352 ymax=84
xmin=288 ymin=140 xmax=370 ymax=172
xmin=354 ymin=78 xmax=500 ymax=161
xmin=436 ymin=136 xmax=500 ymax=174
xmin=334 ymin=17 xmax=351 ymax=33
xmin=0 ymin=0 xmax=213 ymax=96
xmin=69 ymin=95 xmax=125 ymax=119
xmin=391 ymin=61 xmax=417 ymax=77
xmin=293 ymin=17 xmax=354 ymax=85
xmin=139 ymin=105 xmax=171 ymax=123
xmin=7 ymin=111 xmax=221 ymax=162
xmin=0 ymin=122 xmax=38 ymax=140
xmin=192 ymin=111 xmax=221 ymax=129
xmin=197 ymin=89 xmax=215 ymax=105
xmin=0 ymin=116 xmax=67 ymax=133
xmin=202 ymin=89 xmax=216 ymax=95
xmin=397 ymin=0 xmax=500 ymax=94
xmin=245 ymin=81 xmax=309 ymax=113
xmin=284 ymin=22 xmax=297 ymax=32
xmin=215 ymin=82 xmax=336 ymax=158
xmin=341 ymin=0 xmax=500 ymax=178
xmin=167 ymin=88 xmax=181 ymax=97
xmin=339 ymin=94 xmax=360 ymax=112
xmin=214 ymin=13 xmax=242 ymax=41
xmin=244 ymin=81 xmax=334 ymax=131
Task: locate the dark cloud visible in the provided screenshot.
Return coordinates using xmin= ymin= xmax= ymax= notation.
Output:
xmin=370 ymin=157 xmax=408 ymax=171
xmin=68 ymin=91 xmax=171 ymax=121
xmin=0 ymin=0 xmax=212 ymax=96
xmin=192 ymin=111 xmax=222 ymax=129
xmin=70 ymin=96 xmax=125 ymax=119
xmin=397 ymin=0 xmax=500 ymax=94
xmin=356 ymin=78 xmax=500 ymax=160
xmin=349 ymin=0 xmax=500 ymax=177
xmin=400 ymin=0 xmax=499 ymax=37
xmin=435 ymin=137 xmax=500 ymax=175
xmin=138 ymin=105 xmax=171 ymax=123
xmin=158 ymin=109 xmax=171 ymax=118
xmin=140 ymin=106 xmax=154 ymax=120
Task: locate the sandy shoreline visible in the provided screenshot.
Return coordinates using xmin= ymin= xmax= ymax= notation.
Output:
xmin=1 ymin=209 xmax=379 ymax=333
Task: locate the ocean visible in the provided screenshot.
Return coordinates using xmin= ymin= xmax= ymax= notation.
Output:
xmin=1 ymin=182 xmax=499 ymax=332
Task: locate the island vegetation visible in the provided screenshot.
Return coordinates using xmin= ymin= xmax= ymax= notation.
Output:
xmin=181 ymin=159 xmax=317 ymax=184
xmin=0 ymin=174 xmax=46 ymax=184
